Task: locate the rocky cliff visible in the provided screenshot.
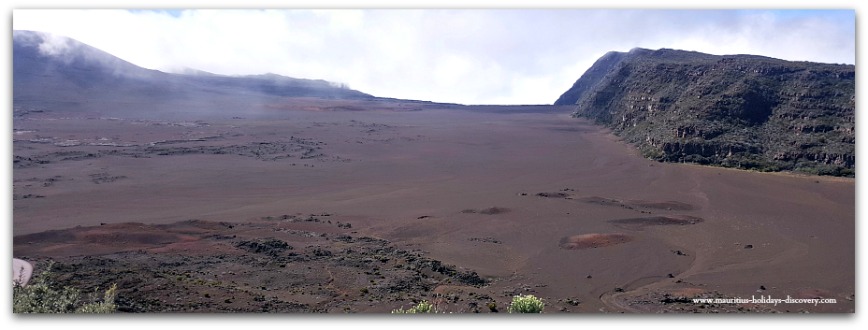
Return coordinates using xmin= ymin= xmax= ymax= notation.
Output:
xmin=557 ymin=48 xmax=855 ymax=176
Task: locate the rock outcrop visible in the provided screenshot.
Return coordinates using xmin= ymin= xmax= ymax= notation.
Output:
xmin=557 ymin=48 xmax=855 ymax=176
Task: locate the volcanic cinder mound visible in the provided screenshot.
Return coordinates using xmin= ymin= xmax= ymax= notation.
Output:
xmin=559 ymin=233 xmax=633 ymax=250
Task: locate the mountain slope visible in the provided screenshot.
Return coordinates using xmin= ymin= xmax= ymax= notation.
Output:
xmin=13 ymin=30 xmax=172 ymax=100
xmin=556 ymin=48 xmax=855 ymax=176
xmin=12 ymin=30 xmax=374 ymax=114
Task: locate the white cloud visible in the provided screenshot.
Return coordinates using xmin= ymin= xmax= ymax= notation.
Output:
xmin=12 ymin=9 xmax=855 ymax=105
xmin=35 ymin=33 xmax=74 ymax=57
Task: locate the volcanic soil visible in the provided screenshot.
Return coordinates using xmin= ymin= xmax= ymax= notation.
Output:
xmin=12 ymin=100 xmax=854 ymax=313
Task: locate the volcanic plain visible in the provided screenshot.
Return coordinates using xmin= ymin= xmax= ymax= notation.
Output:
xmin=12 ymin=99 xmax=854 ymax=313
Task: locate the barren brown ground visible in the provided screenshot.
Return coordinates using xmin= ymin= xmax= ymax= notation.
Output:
xmin=12 ymin=100 xmax=854 ymax=313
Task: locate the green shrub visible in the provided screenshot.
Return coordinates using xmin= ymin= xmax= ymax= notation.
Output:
xmin=12 ymin=264 xmax=117 ymax=314
xmin=391 ymin=300 xmax=437 ymax=314
xmin=507 ymin=294 xmax=544 ymax=313
xmin=73 ymin=284 xmax=118 ymax=313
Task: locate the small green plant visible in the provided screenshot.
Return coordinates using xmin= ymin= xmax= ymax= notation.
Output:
xmin=507 ymin=294 xmax=545 ymax=313
xmin=13 ymin=263 xmax=118 ymax=314
xmin=73 ymin=284 xmax=118 ymax=313
xmin=391 ymin=300 xmax=437 ymax=314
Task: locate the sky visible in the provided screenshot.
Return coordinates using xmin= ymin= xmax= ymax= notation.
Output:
xmin=10 ymin=7 xmax=856 ymax=105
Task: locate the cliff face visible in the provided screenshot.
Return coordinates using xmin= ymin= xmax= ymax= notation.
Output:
xmin=557 ymin=48 xmax=855 ymax=176
xmin=554 ymin=51 xmax=628 ymax=106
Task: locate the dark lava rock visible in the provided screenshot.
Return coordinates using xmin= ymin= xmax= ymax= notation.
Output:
xmin=235 ymin=238 xmax=291 ymax=257
xmin=536 ymin=192 xmax=569 ymax=198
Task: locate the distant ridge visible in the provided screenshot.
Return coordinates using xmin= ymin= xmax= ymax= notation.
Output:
xmin=12 ymin=30 xmax=375 ymax=109
xmin=556 ymin=48 xmax=855 ymax=176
